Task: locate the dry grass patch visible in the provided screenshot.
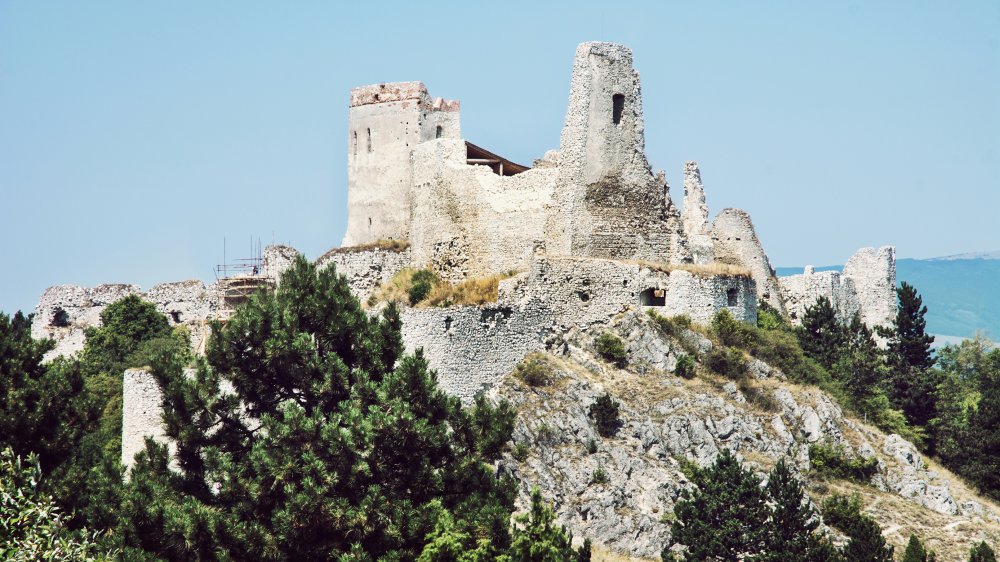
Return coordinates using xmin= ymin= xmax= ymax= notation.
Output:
xmin=637 ymin=260 xmax=752 ymax=278
xmin=366 ymin=268 xmax=436 ymax=307
xmin=418 ymin=270 xmax=519 ymax=307
xmin=590 ymin=544 xmax=657 ymax=562
xmin=323 ymin=239 xmax=410 ymax=258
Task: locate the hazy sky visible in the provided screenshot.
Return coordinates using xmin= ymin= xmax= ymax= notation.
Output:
xmin=2 ymin=1 xmax=998 ymax=314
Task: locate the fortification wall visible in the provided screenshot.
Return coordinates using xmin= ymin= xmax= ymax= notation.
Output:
xmin=710 ymin=208 xmax=785 ymax=314
xmin=499 ymin=256 xmax=756 ymax=328
xmin=262 ymin=245 xmax=301 ymax=283
xmin=121 ymin=368 xmax=170 ymax=472
xmin=32 ymin=284 xmax=141 ymax=361
xmin=778 ymin=246 xmax=896 ymax=329
xmin=410 ymin=139 xmax=557 ymax=281
xmin=681 ymin=161 xmax=714 ymax=265
xmin=316 ymin=246 xmax=411 ymax=300
xmin=546 ymin=42 xmax=687 ymax=264
xmin=400 ymin=302 xmax=553 ymax=401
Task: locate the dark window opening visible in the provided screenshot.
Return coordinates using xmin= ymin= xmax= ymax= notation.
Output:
xmin=577 ymin=291 xmax=590 ymax=302
xmin=51 ymin=307 xmax=69 ymax=327
xmin=368 ymin=217 xmax=372 ymax=226
xmin=170 ymin=311 xmax=182 ymax=323
xmin=352 ymin=131 xmax=357 ymax=156
xmin=639 ymin=288 xmax=666 ymax=306
xmin=366 ymin=128 xmax=372 ymax=153
xmin=727 ymin=288 xmax=738 ymax=307
xmin=612 ymin=94 xmax=625 ymax=125
xmin=435 ymin=125 xmax=443 ymax=139
xmin=444 ymin=316 xmax=453 ymax=332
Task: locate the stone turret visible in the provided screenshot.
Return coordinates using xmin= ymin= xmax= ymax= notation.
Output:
xmin=545 ymin=42 xmax=686 ymax=263
xmin=710 ymin=208 xmax=785 ymax=313
xmin=342 ymin=82 xmax=461 ymax=247
xmin=681 ymin=161 xmax=713 ymax=264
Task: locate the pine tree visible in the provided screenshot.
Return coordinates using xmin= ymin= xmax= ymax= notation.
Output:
xmin=822 ymin=494 xmax=893 ymax=562
xmin=901 ymin=534 xmax=929 ymax=562
xmin=501 ymin=488 xmax=590 ymax=562
xmin=668 ymin=449 xmax=770 ymax=561
xmin=797 ymin=296 xmax=845 ymax=371
xmin=970 ymin=541 xmax=998 ymax=562
xmin=833 ymin=314 xmax=888 ymax=412
xmin=119 ymin=256 xmax=518 ymax=560
xmin=962 ymin=349 xmax=1000 ymax=500
xmin=758 ymin=458 xmax=837 ymax=562
xmin=881 ymin=282 xmax=938 ymax=427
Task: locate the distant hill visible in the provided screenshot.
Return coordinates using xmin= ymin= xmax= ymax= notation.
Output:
xmin=777 ymin=254 xmax=1000 ymax=341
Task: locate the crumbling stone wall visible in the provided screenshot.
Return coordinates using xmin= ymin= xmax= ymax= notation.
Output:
xmin=316 ymin=245 xmax=411 ymax=300
xmin=545 ymin=42 xmax=687 ymax=264
xmin=262 ymin=245 xmax=301 ymax=283
xmin=121 ymin=368 xmax=170 ymax=472
xmin=400 ymin=302 xmax=554 ymax=401
xmin=681 ymin=161 xmax=714 ymax=265
xmin=499 ymin=255 xmax=756 ymax=328
xmin=778 ymin=246 xmax=896 ymax=329
xmin=32 ymin=284 xmax=140 ymax=361
xmin=409 ymin=139 xmax=557 ymax=280
xmin=710 ymin=208 xmax=785 ymax=314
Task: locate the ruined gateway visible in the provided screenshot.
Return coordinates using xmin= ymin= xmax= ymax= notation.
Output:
xmin=32 ymin=42 xmax=961 ymax=557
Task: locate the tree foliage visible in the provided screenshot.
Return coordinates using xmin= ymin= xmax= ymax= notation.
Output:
xmin=880 ymin=282 xmax=938 ymax=427
xmin=821 ymin=494 xmax=893 ymax=562
xmin=970 ymin=541 xmax=998 ymax=562
xmin=119 ymin=256 xmax=519 ymax=561
xmin=798 ymin=296 xmax=845 ymax=371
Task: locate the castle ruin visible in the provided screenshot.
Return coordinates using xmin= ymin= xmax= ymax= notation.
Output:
xmin=26 ymin=42 xmax=897 ymax=468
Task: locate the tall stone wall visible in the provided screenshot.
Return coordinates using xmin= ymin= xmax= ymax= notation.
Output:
xmin=400 ymin=303 xmax=554 ymax=401
xmin=778 ymin=246 xmax=896 ymax=330
xmin=710 ymin=208 xmax=785 ymax=314
xmin=121 ymin=368 xmax=170 ymax=472
xmin=681 ymin=161 xmax=714 ymax=265
xmin=409 ymin=139 xmax=557 ymax=281
xmin=545 ymin=42 xmax=687 ymax=264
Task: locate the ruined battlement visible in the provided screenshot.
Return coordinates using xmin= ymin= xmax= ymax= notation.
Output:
xmin=349 ymin=81 xmax=461 ymax=112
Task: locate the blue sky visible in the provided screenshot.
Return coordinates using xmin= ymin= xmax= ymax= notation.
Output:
xmin=1 ymin=1 xmax=998 ymax=314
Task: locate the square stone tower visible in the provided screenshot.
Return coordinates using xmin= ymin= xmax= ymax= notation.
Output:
xmin=342 ymin=82 xmax=460 ymax=247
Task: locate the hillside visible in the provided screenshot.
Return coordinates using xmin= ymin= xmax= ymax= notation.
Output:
xmin=777 ymin=255 xmax=1000 ymax=340
xmin=493 ymin=310 xmax=1000 ymax=561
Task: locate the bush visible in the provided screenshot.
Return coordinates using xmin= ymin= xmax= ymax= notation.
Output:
xmin=809 ymin=442 xmax=879 ymax=483
xmin=675 ymin=354 xmax=696 ymax=379
xmin=586 ymin=438 xmax=598 ymax=455
xmin=408 ymin=269 xmax=437 ymax=305
xmin=513 ymin=353 xmax=555 ymax=387
xmin=595 ymin=332 xmax=627 ymax=366
xmin=591 ymin=465 xmax=608 ymax=484
xmin=705 ymin=347 xmax=748 ymax=380
xmin=589 ymin=392 xmax=621 ymax=437
xmin=512 ymin=442 xmax=529 ymax=462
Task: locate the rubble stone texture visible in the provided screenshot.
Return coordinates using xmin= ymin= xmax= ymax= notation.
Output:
xmin=710 ymin=208 xmax=787 ymax=314
xmin=778 ymin=246 xmax=897 ymax=328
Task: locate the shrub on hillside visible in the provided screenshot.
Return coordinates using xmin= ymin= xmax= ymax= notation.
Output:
xmin=808 ymin=442 xmax=879 ymax=483
xmin=705 ymin=347 xmax=748 ymax=380
xmin=513 ymin=353 xmax=555 ymax=387
xmin=589 ymin=392 xmax=621 ymax=437
xmin=595 ymin=332 xmax=627 ymax=366
xmin=675 ymin=354 xmax=696 ymax=379
xmin=408 ymin=269 xmax=437 ymax=305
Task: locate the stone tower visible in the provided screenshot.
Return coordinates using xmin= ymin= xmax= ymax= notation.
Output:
xmin=342 ymin=82 xmax=460 ymax=247
xmin=546 ymin=42 xmax=685 ymax=263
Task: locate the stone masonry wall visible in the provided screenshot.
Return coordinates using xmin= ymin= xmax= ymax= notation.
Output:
xmin=710 ymin=208 xmax=785 ymax=314
xmin=410 ymin=138 xmax=557 ymax=281
xmin=32 ymin=284 xmax=141 ymax=361
xmin=778 ymin=246 xmax=896 ymax=329
xmin=121 ymin=368 xmax=170 ymax=472
xmin=316 ymin=246 xmax=411 ymax=301
xmin=400 ymin=302 xmax=554 ymax=401
xmin=499 ymin=256 xmax=756 ymax=328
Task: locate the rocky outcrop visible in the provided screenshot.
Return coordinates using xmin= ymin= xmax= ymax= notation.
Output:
xmin=492 ymin=311 xmax=1000 ymax=560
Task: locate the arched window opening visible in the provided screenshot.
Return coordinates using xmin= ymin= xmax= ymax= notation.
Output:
xmin=612 ymin=94 xmax=625 ymax=125
xmin=170 ymin=311 xmax=182 ymax=323
xmin=366 ymin=128 xmax=372 ymax=153
xmin=727 ymin=288 xmax=739 ymax=307
xmin=435 ymin=125 xmax=443 ymax=139
xmin=639 ymin=288 xmax=665 ymax=306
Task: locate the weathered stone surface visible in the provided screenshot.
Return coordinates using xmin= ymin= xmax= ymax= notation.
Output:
xmin=121 ymin=368 xmax=170 ymax=473
xmin=710 ymin=208 xmax=785 ymax=314
xmin=778 ymin=246 xmax=896 ymax=331
xmin=681 ymin=161 xmax=714 ymax=265
xmin=316 ymin=246 xmax=411 ymax=300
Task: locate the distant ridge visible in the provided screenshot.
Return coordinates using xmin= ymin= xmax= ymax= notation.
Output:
xmin=925 ymin=250 xmax=1000 ymax=261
